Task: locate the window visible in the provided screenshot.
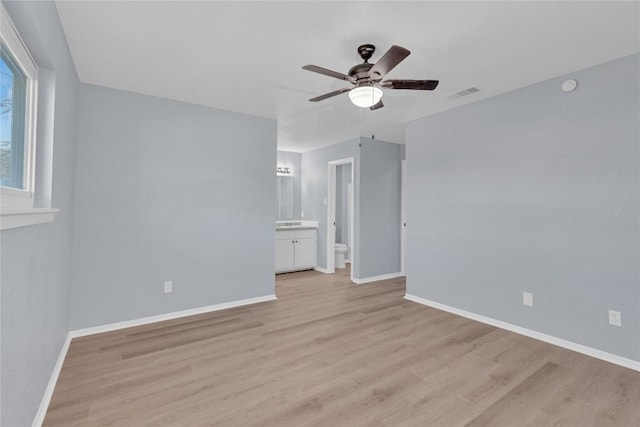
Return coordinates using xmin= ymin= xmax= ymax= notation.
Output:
xmin=0 ymin=2 xmax=37 ymax=210
xmin=1 ymin=45 xmax=28 ymax=189
xmin=0 ymin=4 xmax=56 ymax=231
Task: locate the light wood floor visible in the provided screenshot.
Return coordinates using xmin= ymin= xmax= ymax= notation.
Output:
xmin=45 ymin=267 xmax=640 ymax=426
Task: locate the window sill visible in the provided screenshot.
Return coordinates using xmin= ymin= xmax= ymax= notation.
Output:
xmin=0 ymin=208 xmax=59 ymax=231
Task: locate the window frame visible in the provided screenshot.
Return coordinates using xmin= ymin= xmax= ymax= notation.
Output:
xmin=0 ymin=2 xmax=38 ymax=209
xmin=0 ymin=3 xmax=57 ymax=231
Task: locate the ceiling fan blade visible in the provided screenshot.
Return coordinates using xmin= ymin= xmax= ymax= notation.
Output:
xmin=309 ymin=87 xmax=351 ymax=102
xmin=303 ymin=65 xmax=355 ymax=83
xmin=368 ymin=45 xmax=410 ymax=80
xmin=381 ymin=79 xmax=439 ymax=90
xmin=369 ymin=100 xmax=384 ymax=111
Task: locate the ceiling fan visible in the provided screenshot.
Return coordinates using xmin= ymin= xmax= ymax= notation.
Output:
xmin=303 ymin=44 xmax=439 ymax=110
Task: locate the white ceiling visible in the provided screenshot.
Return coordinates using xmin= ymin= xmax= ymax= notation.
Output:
xmin=55 ymin=1 xmax=639 ymax=153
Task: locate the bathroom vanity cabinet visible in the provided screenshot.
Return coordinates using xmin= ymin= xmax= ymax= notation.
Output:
xmin=275 ymin=228 xmax=317 ymax=273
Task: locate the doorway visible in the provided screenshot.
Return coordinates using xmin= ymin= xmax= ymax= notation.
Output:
xmin=327 ymin=157 xmax=355 ymax=282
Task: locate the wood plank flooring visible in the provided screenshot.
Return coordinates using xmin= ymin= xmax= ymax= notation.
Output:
xmin=44 ymin=267 xmax=640 ymax=426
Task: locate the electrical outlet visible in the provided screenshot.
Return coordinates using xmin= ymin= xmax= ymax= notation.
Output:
xmin=164 ymin=281 xmax=172 ymax=294
xmin=523 ymin=292 xmax=533 ymax=307
xmin=301 ymin=210 xmax=304 ymax=218
xmin=608 ymin=310 xmax=621 ymax=327
xmin=323 ymin=197 xmax=327 ymax=206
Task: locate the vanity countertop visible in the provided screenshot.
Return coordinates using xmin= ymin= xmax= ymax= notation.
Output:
xmin=277 ymin=226 xmax=316 ymax=230
xmin=276 ymin=220 xmax=319 ymax=230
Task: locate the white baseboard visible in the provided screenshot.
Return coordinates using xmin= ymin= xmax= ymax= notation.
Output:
xmin=404 ymin=294 xmax=640 ymax=372
xmin=33 ymin=294 xmax=277 ymax=425
xmin=314 ymin=266 xmax=330 ymax=274
xmin=352 ymin=272 xmax=403 ymax=284
xmin=69 ymin=294 xmax=277 ymax=338
xmin=33 ymin=333 xmax=72 ymax=427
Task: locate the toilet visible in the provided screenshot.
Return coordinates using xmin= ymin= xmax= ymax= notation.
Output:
xmin=335 ymin=243 xmax=348 ymax=269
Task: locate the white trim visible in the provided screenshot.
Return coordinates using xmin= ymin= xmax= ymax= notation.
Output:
xmin=0 ymin=207 xmax=58 ymax=231
xmin=0 ymin=186 xmax=34 ymax=209
xmin=327 ymin=157 xmax=355 ymax=282
xmin=404 ymin=294 xmax=640 ymax=372
xmin=352 ymin=272 xmax=403 ymax=284
xmin=400 ymin=160 xmax=406 ymax=276
xmin=32 ymin=333 xmax=72 ymax=427
xmin=0 ymin=3 xmax=39 ymax=205
xmin=347 ymin=161 xmax=355 ymax=283
xmin=33 ymin=295 xmax=277 ymax=425
xmin=69 ymin=295 xmax=277 ymax=338
xmin=276 ymin=267 xmax=315 ymax=274
xmin=327 ymin=162 xmax=336 ymax=274
xmin=0 ymin=4 xmax=37 ymax=78
xmin=347 ymin=182 xmax=353 ymax=267
xmin=314 ymin=266 xmax=331 ymax=274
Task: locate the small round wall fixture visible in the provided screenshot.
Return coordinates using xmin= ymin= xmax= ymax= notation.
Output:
xmin=562 ymin=79 xmax=578 ymax=92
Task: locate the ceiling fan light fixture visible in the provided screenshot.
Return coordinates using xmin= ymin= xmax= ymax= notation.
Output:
xmin=348 ymin=86 xmax=383 ymax=108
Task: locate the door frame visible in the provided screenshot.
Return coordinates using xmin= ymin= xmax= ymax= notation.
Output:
xmin=401 ymin=160 xmax=406 ymax=276
xmin=327 ymin=157 xmax=355 ymax=282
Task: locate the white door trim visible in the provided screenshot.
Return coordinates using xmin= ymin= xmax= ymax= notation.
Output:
xmin=327 ymin=157 xmax=355 ymax=282
xmin=347 ymin=182 xmax=353 ymax=263
xmin=401 ymin=160 xmax=406 ymax=276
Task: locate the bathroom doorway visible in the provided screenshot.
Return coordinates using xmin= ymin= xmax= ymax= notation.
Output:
xmin=327 ymin=157 xmax=355 ymax=282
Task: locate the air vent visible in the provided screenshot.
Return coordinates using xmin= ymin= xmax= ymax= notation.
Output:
xmin=446 ymin=86 xmax=480 ymax=100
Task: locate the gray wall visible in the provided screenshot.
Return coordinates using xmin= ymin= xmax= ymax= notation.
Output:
xmin=276 ymin=151 xmax=302 ymax=219
xmin=301 ymin=138 xmax=360 ymax=274
xmin=359 ymin=140 xmax=402 ymax=278
xmin=406 ymin=54 xmax=639 ymax=361
xmin=70 ymin=84 xmax=277 ymax=329
xmin=301 ymin=137 xmax=401 ymax=280
xmin=0 ymin=1 xmax=79 ymax=425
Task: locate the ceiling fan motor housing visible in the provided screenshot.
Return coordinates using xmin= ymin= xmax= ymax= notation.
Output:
xmin=349 ymin=63 xmax=375 ymax=82
xmin=349 ymin=44 xmax=377 ymax=82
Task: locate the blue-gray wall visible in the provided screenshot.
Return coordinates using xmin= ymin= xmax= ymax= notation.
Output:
xmin=301 ymin=137 xmax=401 ymax=280
xmin=0 ymin=1 xmax=79 ymax=425
xmin=301 ymin=138 xmax=360 ymax=274
xmin=70 ymin=84 xmax=277 ymax=329
xmin=406 ymin=54 xmax=640 ymax=361
xmin=276 ymin=150 xmax=302 ymax=219
xmin=360 ymin=140 xmax=402 ymax=278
